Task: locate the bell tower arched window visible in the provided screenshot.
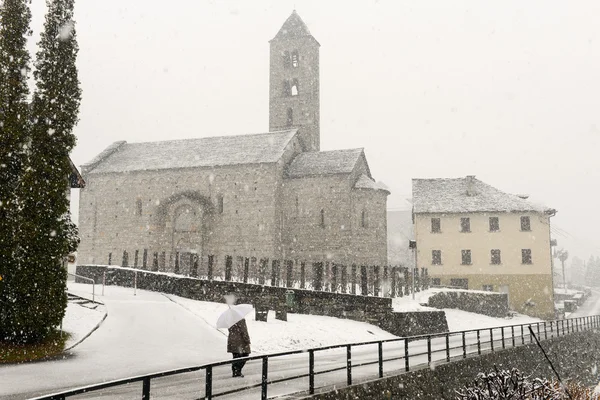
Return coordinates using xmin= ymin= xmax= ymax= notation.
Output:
xmin=283 ymin=50 xmax=291 ymax=69
xmin=291 ymin=79 xmax=299 ymax=96
xmin=291 ymin=50 xmax=299 ymax=68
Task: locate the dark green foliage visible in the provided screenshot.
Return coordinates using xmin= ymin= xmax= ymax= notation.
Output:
xmin=0 ymin=0 xmax=81 ymax=344
xmin=0 ymin=0 xmax=33 ymax=342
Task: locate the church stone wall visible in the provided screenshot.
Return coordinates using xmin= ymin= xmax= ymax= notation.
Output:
xmin=281 ymin=175 xmax=387 ymax=267
xmin=78 ymin=163 xmax=281 ymax=267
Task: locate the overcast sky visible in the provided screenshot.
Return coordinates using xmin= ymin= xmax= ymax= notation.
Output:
xmin=28 ymin=0 xmax=600 ymax=261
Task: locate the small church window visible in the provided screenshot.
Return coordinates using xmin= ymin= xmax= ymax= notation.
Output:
xmin=217 ymin=195 xmax=224 ymax=214
xmin=291 ymin=79 xmax=299 ymax=96
xmin=136 ymin=199 xmax=143 ymax=216
xmin=282 ymin=80 xmax=291 ymax=97
xmin=361 ymin=209 xmax=368 ymax=228
xmin=283 ymin=50 xmax=291 ymax=69
xmin=286 ymin=108 xmax=293 ymax=126
xmin=292 ymin=50 xmax=299 ymax=68
xmin=320 ymin=209 xmax=325 ymax=228
xmin=295 ymin=196 xmax=299 ymax=215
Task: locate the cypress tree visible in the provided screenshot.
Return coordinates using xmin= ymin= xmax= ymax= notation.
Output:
xmin=14 ymin=0 xmax=81 ymax=343
xmin=0 ymin=0 xmax=32 ymax=341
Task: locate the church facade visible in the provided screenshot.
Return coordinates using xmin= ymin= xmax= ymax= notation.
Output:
xmin=77 ymin=12 xmax=389 ymax=273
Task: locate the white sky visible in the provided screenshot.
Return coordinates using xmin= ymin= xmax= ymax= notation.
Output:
xmin=28 ymin=0 xmax=600 ymax=260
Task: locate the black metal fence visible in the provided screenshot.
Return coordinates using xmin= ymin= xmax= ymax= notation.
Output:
xmin=105 ymin=250 xmax=429 ymax=298
xmin=32 ymin=315 xmax=600 ymax=400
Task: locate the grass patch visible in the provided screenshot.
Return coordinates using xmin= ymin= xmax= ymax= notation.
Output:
xmin=0 ymin=330 xmax=71 ymax=364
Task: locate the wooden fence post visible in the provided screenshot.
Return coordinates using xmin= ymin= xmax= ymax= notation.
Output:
xmin=391 ymin=266 xmax=397 ymax=297
xmin=331 ymin=264 xmax=338 ymax=293
xmin=243 ymin=258 xmax=250 ymax=283
xmin=271 ymin=260 xmax=279 ymax=286
xmin=257 ymin=258 xmax=265 ymax=285
xmin=383 ymin=266 xmax=389 ymax=297
xmin=142 ymin=249 xmax=147 ymax=270
xmin=225 ymin=255 xmax=233 ymax=281
xmin=341 ymin=265 xmax=348 ymax=294
xmin=313 ymin=262 xmax=323 ymax=291
xmin=207 ymin=255 xmax=214 ymax=280
xmin=174 ymin=252 xmax=180 ymax=274
xmin=351 ymin=264 xmax=357 ymax=295
xmin=374 ymin=266 xmax=380 ymax=297
xmin=361 ymin=266 xmax=368 ymax=296
xmin=152 ymin=252 xmax=159 ymax=272
xmin=286 ymin=260 xmax=293 ymax=288
xmin=134 ymin=250 xmax=139 ymax=268
xmin=190 ymin=254 xmax=198 ymax=277
xmin=122 ymin=250 xmax=128 ymax=267
xmin=108 ymin=252 xmax=112 ymax=266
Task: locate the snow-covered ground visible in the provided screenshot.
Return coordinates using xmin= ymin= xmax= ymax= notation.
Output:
xmin=0 ymin=284 xmax=555 ymax=399
xmin=392 ymin=288 xmax=542 ymax=331
xmin=62 ymin=301 xmax=107 ymax=349
xmin=166 ymin=295 xmax=396 ymax=354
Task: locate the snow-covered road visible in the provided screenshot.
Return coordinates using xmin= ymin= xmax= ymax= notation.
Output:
xmin=570 ymin=289 xmax=600 ymax=318
xmin=0 ymin=284 xmax=226 ymax=400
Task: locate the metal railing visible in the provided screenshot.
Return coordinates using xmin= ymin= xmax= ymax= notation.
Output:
xmin=67 ymin=273 xmax=96 ymax=303
xmin=32 ymin=314 xmax=600 ymax=400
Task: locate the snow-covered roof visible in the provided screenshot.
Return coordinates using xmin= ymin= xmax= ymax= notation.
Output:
xmin=353 ymin=174 xmax=390 ymax=193
xmin=286 ymin=148 xmax=364 ymax=178
xmin=271 ymin=10 xmax=319 ymax=45
xmin=412 ymin=176 xmax=554 ymax=214
xmin=83 ymin=129 xmax=298 ymax=174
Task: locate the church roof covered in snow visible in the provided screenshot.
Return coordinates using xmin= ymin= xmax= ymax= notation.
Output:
xmin=285 ymin=148 xmax=365 ymax=178
xmin=353 ymin=174 xmax=390 ymax=193
xmin=83 ymin=129 xmax=298 ymax=174
xmin=412 ymin=176 xmax=555 ymax=214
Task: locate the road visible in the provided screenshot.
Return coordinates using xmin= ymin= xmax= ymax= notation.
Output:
xmin=0 ymin=284 xmax=226 ymax=400
xmin=570 ymin=289 xmax=600 ymax=318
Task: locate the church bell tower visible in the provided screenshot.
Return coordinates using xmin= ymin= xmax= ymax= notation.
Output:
xmin=269 ymin=11 xmax=320 ymax=152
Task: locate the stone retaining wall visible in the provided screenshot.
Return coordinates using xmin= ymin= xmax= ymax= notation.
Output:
xmin=428 ymin=290 xmax=509 ymax=317
xmin=75 ymin=265 xmax=449 ymax=337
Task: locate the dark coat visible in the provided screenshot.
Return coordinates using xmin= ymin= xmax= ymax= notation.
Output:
xmin=227 ymin=319 xmax=251 ymax=354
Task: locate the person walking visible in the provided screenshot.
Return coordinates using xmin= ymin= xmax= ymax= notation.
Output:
xmin=227 ymin=318 xmax=251 ymax=377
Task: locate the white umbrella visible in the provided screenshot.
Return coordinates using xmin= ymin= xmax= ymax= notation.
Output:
xmin=217 ymin=304 xmax=253 ymax=329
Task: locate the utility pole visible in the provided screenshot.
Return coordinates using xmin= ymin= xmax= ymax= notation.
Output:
xmin=409 ymin=240 xmax=417 ymax=300
xmin=556 ymin=249 xmax=569 ymax=289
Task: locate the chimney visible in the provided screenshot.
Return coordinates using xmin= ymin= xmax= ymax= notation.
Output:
xmin=466 ymin=175 xmax=476 ymax=196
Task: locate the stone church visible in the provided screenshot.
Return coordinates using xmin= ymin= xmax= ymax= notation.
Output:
xmin=77 ymin=11 xmax=389 ymax=274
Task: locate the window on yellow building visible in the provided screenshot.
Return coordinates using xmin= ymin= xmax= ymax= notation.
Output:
xmin=520 ymin=216 xmax=531 ymax=231
xmin=460 ymin=217 xmax=470 ymax=232
xmin=491 ymin=249 xmax=501 ymax=265
xmin=482 ymin=284 xmax=494 ymax=291
xmin=431 ymin=218 xmax=441 ymax=233
xmin=432 ymin=250 xmax=442 ymax=265
xmin=522 ymin=249 xmax=532 ymax=264
xmin=461 ymin=249 xmax=472 ymax=265
xmin=489 ymin=217 xmax=499 ymax=232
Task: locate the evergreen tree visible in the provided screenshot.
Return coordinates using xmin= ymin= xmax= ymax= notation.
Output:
xmin=11 ymin=0 xmax=81 ymax=343
xmin=0 ymin=0 xmax=32 ymax=341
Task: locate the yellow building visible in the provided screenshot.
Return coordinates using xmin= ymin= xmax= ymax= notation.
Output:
xmin=412 ymin=176 xmax=556 ymax=319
